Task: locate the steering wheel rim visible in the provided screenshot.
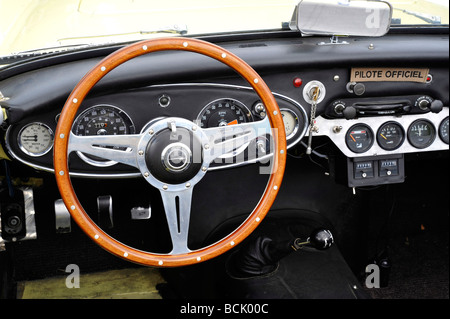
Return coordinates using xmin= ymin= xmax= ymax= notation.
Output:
xmin=53 ymin=37 xmax=287 ymax=267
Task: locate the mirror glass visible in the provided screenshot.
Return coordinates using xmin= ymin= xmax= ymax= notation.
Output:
xmin=291 ymin=0 xmax=393 ymax=37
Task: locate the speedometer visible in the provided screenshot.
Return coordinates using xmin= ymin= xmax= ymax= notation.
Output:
xmin=196 ymin=98 xmax=252 ymax=128
xmin=72 ymin=104 xmax=135 ymax=166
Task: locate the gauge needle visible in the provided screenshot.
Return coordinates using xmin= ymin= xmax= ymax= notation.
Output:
xmin=350 ymin=134 xmax=356 ymax=142
xmin=380 ymin=134 xmax=387 ymax=140
xmin=227 ymin=119 xmax=238 ymax=126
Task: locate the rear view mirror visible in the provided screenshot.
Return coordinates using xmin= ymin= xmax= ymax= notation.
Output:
xmin=290 ymin=0 xmax=392 ymax=37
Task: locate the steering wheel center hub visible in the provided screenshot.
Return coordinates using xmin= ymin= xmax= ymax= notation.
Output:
xmin=161 ymin=143 xmax=192 ymax=172
xmin=139 ymin=118 xmax=205 ymax=186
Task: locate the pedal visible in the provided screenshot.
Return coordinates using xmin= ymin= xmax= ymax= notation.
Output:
xmin=54 ymin=199 xmax=71 ymax=233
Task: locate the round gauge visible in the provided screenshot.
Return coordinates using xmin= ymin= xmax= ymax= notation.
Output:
xmin=407 ymin=119 xmax=436 ymax=149
xmin=196 ymin=98 xmax=252 ymax=128
xmin=280 ymin=109 xmax=299 ymax=139
xmin=345 ymin=124 xmax=374 ymax=153
xmin=377 ymin=121 xmax=405 ymax=151
xmin=72 ymin=105 xmax=135 ymax=166
xmin=439 ymin=117 xmax=449 ymax=144
xmin=18 ymin=123 xmax=54 ymax=157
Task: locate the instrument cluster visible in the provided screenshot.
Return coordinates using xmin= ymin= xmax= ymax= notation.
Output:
xmin=5 ymin=84 xmax=308 ymax=176
xmin=314 ymin=110 xmax=448 ymax=158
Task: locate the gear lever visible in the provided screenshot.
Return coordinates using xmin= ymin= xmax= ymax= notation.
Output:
xmin=227 ymin=229 xmax=334 ymax=278
xmin=291 ymin=229 xmax=334 ymax=251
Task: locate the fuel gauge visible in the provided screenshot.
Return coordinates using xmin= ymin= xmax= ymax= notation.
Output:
xmin=377 ymin=122 xmax=405 ymax=151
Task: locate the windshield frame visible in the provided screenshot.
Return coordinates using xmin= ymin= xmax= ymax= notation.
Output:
xmin=0 ymin=0 xmax=448 ymax=62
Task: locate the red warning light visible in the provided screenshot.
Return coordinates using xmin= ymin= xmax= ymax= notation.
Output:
xmin=293 ymin=77 xmax=303 ymax=87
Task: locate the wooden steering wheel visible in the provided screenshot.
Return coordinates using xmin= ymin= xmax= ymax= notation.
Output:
xmin=53 ymin=37 xmax=286 ymax=267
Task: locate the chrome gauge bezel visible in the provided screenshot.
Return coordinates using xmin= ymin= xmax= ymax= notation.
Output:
xmin=376 ymin=121 xmax=405 ymax=151
xmin=17 ymin=122 xmax=54 ymax=157
xmin=195 ymin=98 xmax=253 ymax=128
xmin=407 ymin=119 xmax=436 ymax=149
xmin=280 ymin=108 xmax=300 ymax=140
xmin=72 ymin=104 xmax=136 ymax=167
xmin=345 ymin=123 xmax=374 ymax=154
xmin=439 ymin=116 xmax=449 ymax=144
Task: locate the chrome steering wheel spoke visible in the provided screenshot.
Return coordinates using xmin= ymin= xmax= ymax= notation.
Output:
xmin=202 ymin=116 xmax=272 ymax=164
xmin=159 ymin=187 xmax=193 ymax=255
xmin=68 ymin=132 xmax=142 ymax=168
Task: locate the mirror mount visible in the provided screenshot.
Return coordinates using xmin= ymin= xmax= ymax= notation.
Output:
xmin=318 ymin=35 xmax=350 ymax=46
xmin=290 ymin=0 xmax=393 ymax=38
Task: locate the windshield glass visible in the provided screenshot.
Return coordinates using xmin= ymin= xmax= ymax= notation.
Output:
xmin=0 ymin=0 xmax=448 ymax=57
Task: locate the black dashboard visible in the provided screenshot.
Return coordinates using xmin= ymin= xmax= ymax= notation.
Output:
xmin=0 ymin=32 xmax=449 ymax=187
xmin=0 ymin=27 xmax=449 ymax=299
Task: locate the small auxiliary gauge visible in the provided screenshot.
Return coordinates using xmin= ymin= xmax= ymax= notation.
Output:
xmin=18 ymin=122 xmax=54 ymax=156
xmin=439 ymin=117 xmax=449 ymax=144
xmin=280 ymin=109 xmax=299 ymax=139
xmin=345 ymin=124 xmax=374 ymax=153
xmin=407 ymin=119 xmax=436 ymax=149
xmin=377 ymin=121 xmax=405 ymax=151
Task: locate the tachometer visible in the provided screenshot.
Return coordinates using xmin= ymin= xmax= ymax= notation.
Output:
xmin=72 ymin=104 xmax=135 ymax=166
xmin=196 ymin=98 xmax=252 ymax=128
xmin=18 ymin=122 xmax=54 ymax=157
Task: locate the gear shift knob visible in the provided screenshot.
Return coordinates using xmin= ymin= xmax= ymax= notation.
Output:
xmin=293 ymin=229 xmax=334 ymax=250
xmin=309 ymin=229 xmax=334 ymax=250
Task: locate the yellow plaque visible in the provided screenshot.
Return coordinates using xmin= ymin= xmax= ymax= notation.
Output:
xmin=350 ymin=67 xmax=429 ymax=83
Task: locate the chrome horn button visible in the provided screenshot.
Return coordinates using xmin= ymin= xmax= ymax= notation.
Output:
xmin=136 ymin=117 xmax=210 ymax=190
xmin=161 ymin=142 xmax=192 ymax=172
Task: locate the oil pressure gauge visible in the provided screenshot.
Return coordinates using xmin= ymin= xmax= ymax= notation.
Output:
xmin=18 ymin=122 xmax=54 ymax=156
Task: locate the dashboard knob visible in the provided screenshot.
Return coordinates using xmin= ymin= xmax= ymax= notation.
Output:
xmin=430 ymin=100 xmax=443 ymax=113
xmin=418 ymin=98 xmax=431 ymax=110
xmin=347 ymin=82 xmax=366 ymax=96
xmin=343 ymin=106 xmax=357 ymax=119
xmin=334 ymin=103 xmax=345 ymax=115
xmin=352 ymin=83 xmax=366 ymax=96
